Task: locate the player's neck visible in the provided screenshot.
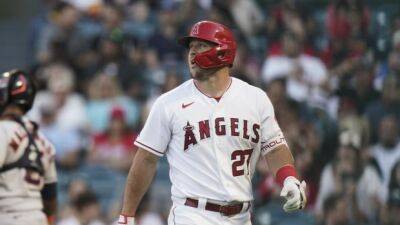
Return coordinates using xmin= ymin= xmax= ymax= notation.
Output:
xmin=194 ymin=68 xmax=231 ymax=98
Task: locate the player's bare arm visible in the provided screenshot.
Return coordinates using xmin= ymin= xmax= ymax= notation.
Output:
xmin=264 ymin=144 xmax=294 ymax=175
xmin=264 ymin=144 xmax=307 ymax=212
xmin=119 ymin=148 xmax=159 ymax=224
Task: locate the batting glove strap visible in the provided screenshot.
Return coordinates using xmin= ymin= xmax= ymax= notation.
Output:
xmin=280 ymin=176 xmax=307 ymax=212
xmin=118 ymin=215 xmax=135 ymax=225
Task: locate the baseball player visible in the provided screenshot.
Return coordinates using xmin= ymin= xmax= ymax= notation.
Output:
xmin=0 ymin=70 xmax=57 ymax=225
xmin=118 ymin=21 xmax=306 ymax=225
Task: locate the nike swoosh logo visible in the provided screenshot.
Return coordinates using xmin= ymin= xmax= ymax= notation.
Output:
xmin=182 ymin=102 xmax=194 ymax=109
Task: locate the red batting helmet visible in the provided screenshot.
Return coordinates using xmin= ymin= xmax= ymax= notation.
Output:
xmin=178 ymin=20 xmax=236 ymax=69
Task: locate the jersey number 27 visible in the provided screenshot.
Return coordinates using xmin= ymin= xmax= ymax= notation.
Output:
xmin=231 ymin=149 xmax=253 ymax=177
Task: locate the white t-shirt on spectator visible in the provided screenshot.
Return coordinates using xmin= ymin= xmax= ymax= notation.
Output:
xmin=261 ymin=54 xmax=328 ymax=102
xmin=29 ymin=91 xmax=88 ymax=132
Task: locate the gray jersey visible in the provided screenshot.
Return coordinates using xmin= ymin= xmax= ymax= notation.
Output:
xmin=0 ymin=116 xmax=57 ymax=213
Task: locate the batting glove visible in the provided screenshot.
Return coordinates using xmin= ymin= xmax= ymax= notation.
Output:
xmin=118 ymin=215 xmax=135 ymax=225
xmin=280 ymin=176 xmax=307 ymax=212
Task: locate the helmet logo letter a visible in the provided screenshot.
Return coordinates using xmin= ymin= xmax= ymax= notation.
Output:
xmin=191 ymin=24 xmax=199 ymax=35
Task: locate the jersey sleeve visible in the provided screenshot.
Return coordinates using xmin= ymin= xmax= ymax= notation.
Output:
xmin=258 ymin=92 xmax=288 ymax=156
xmin=134 ymin=97 xmax=171 ymax=157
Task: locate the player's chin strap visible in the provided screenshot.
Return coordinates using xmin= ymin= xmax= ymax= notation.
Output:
xmin=118 ymin=215 xmax=135 ymax=225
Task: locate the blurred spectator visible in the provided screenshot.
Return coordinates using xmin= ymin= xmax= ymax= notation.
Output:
xmin=369 ymin=115 xmax=400 ymax=201
xmin=93 ymin=29 xmax=126 ymax=76
xmin=261 ymin=32 xmax=328 ymax=103
xmin=87 ymin=107 xmax=137 ymax=172
xmin=40 ymin=101 xmax=81 ymax=169
xmin=322 ymin=0 xmax=370 ymax=71
xmin=58 ymin=191 xmax=105 ymax=225
xmin=322 ymin=194 xmax=351 ymax=225
xmin=265 ymin=0 xmax=317 ymax=55
xmin=36 ymin=1 xmax=84 ymax=64
xmin=142 ymin=49 xmax=167 ymax=96
xmin=352 ymin=62 xmax=380 ymax=114
xmin=148 ymin=17 xmax=183 ymax=66
xmin=365 ymin=76 xmax=400 ymax=143
xmin=58 ymin=179 xmax=90 ymax=220
xmin=315 ymin=140 xmax=366 ymax=224
xmin=123 ymin=45 xmax=147 ymax=100
xmin=101 ymin=3 xmax=124 ymax=33
xmin=336 ymin=95 xmax=370 ymax=148
xmin=374 ymin=32 xmax=400 ymax=90
xmin=321 ymin=37 xmax=367 ymax=71
xmin=355 ymin=158 xmax=384 ymax=223
xmin=29 ymin=63 xmax=88 ymax=132
xmin=176 ymin=0 xmax=209 ymax=33
xmin=326 ymin=0 xmax=370 ymax=41
xmin=125 ymin=1 xmax=156 ymax=42
xmin=86 ymin=73 xmax=140 ymax=132
xmin=228 ymin=0 xmax=264 ymax=39
xmin=328 ymin=58 xmax=380 ymax=120
xmin=388 ymin=161 xmax=400 ymax=203
xmin=380 ymin=160 xmax=400 ymax=225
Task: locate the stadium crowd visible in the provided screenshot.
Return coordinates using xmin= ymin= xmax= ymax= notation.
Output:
xmin=16 ymin=0 xmax=400 ymax=224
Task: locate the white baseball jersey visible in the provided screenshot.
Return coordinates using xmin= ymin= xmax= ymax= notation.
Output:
xmin=0 ymin=116 xmax=57 ymax=213
xmin=134 ymin=77 xmax=286 ymax=202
